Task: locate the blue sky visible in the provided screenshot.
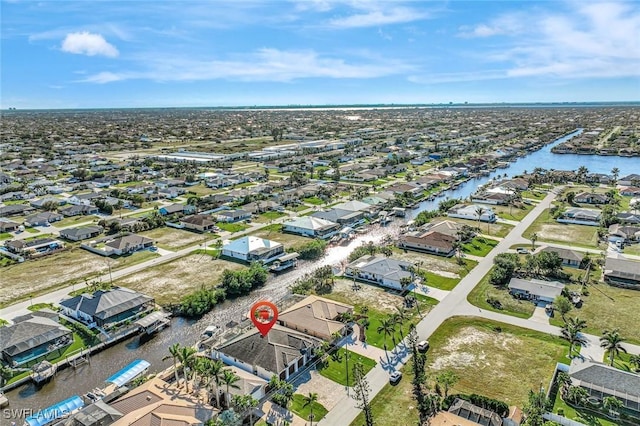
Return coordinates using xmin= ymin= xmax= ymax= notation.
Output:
xmin=1 ymin=0 xmax=639 ymax=108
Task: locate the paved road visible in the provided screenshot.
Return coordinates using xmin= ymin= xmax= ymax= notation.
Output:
xmin=320 ymin=190 xmax=640 ymax=425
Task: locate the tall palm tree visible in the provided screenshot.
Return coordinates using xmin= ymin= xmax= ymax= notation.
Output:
xmin=560 ymin=317 xmax=588 ymax=358
xmin=178 ymin=346 xmax=197 ymax=393
xmin=221 ymin=369 xmax=241 ymax=409
xmin=611 ymin=167 xmax=620 ymax=186
xmin=162 ymin=343 xmax=182 ymax=386
xmin=303 ymin=392 xmax=319 ymax=426
xmin=603 ymin=396 xmax=623 ymax=415
xmin=393 ymin=306 xmax=409 ymax=339
xmin=207 ymin=359 xmax=225 ymax=408
xmin=530 ymin=233 xmax=538 ymax=251
xmin=474 ymin=206 xmax=486 ymax=229
xmin=600 ymin=329 xmax=627 ymax=366
xmin=377 ymin=318 xmax=396 ymax=361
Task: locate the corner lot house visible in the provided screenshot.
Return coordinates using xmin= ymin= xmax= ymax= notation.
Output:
xmin=278 ymin=295 xmax=353 ymax=340
xmin=507 ymin=277 xmax=565 ymax=303
xmin=60 ymin=287 xmax=154 ymax=329
xmin=59 ymin=225 xmax=104 ymax=241
xmin=0 ymin=311 xmax=72 ymax=367
xmin=345 ymin=255 xmax=413 ymax=291
xmin=569 ymin=359 xmax=640 ymax=417
xmin=447 ymin=204 xmax=496 ymax=223
xmin=221 ymin=236 xmax=284 ymax=264
xmin=282 ymin=216 xmax=340 ymax=239
xmin=210 ymin=325 xmax=322 ymax=381
xmin=603 ymin=257 xmax=640 ymax=289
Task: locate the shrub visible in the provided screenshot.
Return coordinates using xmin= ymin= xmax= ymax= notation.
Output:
xmin=292 ymin=239 xmax=328 ymax=260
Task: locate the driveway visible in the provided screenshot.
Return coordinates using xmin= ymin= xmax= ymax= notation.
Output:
xmin=530 ymin=303 xmax=550 ymax=324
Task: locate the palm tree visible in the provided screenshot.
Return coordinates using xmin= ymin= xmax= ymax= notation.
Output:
xmin=576 ymin=166 xmax=589 ymax=183
xmin=377 ymin=318 xmax=396 ymax=361
xmin=560 ymin=317 xmax=588 ymax=358
xmin=392 ymin=306 xmax=409 ymax=339
xmin=303 ymin=392 xmax=319 ymax=426
xmin=474 ymin=206 xmax=486 ymax=229
xmin=611 ymin=167 xmax=620 ymax=186
xmin=179 ymin=346 xmax=197 ymax=393
xmin=162 ymin=343 xmax=182 ymax=386
xmin=603 ymin=396 xmax=623 ymax=416
xmin=600 ymin=329 xmax=627 ymax=366
xmin=207 ymin=359 xmax=225 ymax=408
xmin=530 ymin=232 xmax=538 ymax=251
xmin=221 ymin=369 xmax=241 ymax=409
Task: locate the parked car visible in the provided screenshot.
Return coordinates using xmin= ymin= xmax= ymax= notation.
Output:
xmin=389 ymin=371 xmax=402 ymax=385
xmin=516 ymin=247 xmax=529 ymax=254
xmin=417 ymin=340 xmax=430 ymax=352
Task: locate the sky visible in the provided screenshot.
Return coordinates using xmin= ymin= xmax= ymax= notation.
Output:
xmin=1 ymin=0 xmax=639 ymax=108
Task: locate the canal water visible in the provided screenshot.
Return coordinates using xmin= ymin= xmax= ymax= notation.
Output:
xmin=6 ymin=128 xmax=640 ymax=414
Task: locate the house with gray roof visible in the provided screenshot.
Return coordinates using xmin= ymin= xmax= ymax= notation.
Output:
xmin=59 ymin=287 xmax=154 ymax=328
xmin=311 ymin=208 xmax=365 ymax=227
xmin=24 ymin=211 xmax=64 ymax=226
xmin=603 ymin=257 xmax=640 ymax=289
xmin=569 ymin=359 xmax=640 ymax=416
xmin=282 ymin=216 xmax=340 ymax=239
xmin=0 ymin=311 xmax=72 ymax=367
xmin=82 ymin=233 xmax=154 ymax=256
xmin=59 ymin=225 xmax=104 ymax=241
xmin=507 ymin=278 xmax=565 ymax=303
xmin=210 ymin=324 xmax=322 ymax=381
xmin=557 ymin=208 xmax=601 ymax=226
xmin=538 ymin=246 xmax=584 ymax=268
xmin=345 ymin=255 xmax=413 ymax=291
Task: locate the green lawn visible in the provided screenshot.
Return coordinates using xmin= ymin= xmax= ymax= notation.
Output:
xmin=304 ymin=196 xmax=325 ymax=206
xmin=352 ymin=317 xmax=569 ymax=426
xmin=254 ymin=211 xmax=287 ymax=223
xmin=491 ymin=203 xmax=536 ymax=221
xmin=548 ymin=280 xmax=640 ymax=344
xmin=467 ymin=267 xmax=536 ymax=319
xmin=461 ymin=237 xmax=499 ymax=257
xmin=24 ymin=227 xmax=40 ymax=233
xmin=552 ymin=389 xmax=618 ymax=426
xmin=27 ymin=302 xmax=56 ymax=312
xmin=56 ymin=215 xmax=100 ymax=228
xmin=290 ymin=394 xmax=329 ymax=423
xmin=318 ymin=348 xmax=377 ymax=386
xmin=0 ymin=232 xmax=12 ymax=240
xmin=215 ymin=222 xmax=249 ymax=233
xmin=362 ymin=307 xmax=419 ymax=350
xmin=421 ymin=271 xmax=461 ymax=291
xmin=623 ymin=243 xmax=640 ymax=256
xmin=523 ymin=208 xmax=601 ymax=249
xmin=521 ymin=189 xmax=547 ymax=200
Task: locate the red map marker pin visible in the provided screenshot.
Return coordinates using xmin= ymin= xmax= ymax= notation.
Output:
xmin=250 ymin=301 xmax=278 ymax=337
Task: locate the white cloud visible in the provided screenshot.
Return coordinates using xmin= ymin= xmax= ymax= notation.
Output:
xmin=458 ymin=13 xmax=525 ymax=38
xmin=328 ymin=6 xmax=429 ymax=28
xmin=80 ymin=48 xmax=414 ymax=84
xmin=61 ymin=32 xmax=119 ymax=57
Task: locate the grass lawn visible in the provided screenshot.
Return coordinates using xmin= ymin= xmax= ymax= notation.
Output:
xmin=461 ymin=237 xmax=499 ymax=257
xmin=25 ymin=227 xmax=40 ymax=233
xmin=215 ymin=222 xmax=249 ymax=233
xmin=304 ymin=196 xmax=325 ymax=206
xmin=0 ymin=232 xmax=12 ymax=240
xmin=491 ymin=203 xmax=536 ymax=221
xmin=290 ymin=394 xmax=329 ymax=423
xmin=421 ymin=271 xmax=461 ymax=291
xmin=27 ymin=302 xmax=56 ymax=312
xmin=467 ymin=267 xmax=536 ymax=319
xmin=623 ymin=243 xmax=640 ymax=256
xmin=352 ymin=317 xmax=569 ymax=425
xmin=548 ymin=280 xmax=640 ymax=344
xmin=362 ymin=307 xmax=418 ymax=350
xmin=254 ymin=211 xmax=287 ymax=223
xmin=185 ymin=184 xmax=216 ymax=196
xmin=288 ymin=205 xmax=309 ymax=212
xmin=523 ymin=208 xmax=601 ymax=249
xmin=551 ymin=390 xmax=618 ymax=426
xmin=522 ymin=189 xmax=547 ymax=200
xmin=55 ymin=215 xmax=100 ymax=228
xmin=318 ymin=348 xmax=376 ymax=386
xmin=444 ymin=217 xmax=514 ymax=238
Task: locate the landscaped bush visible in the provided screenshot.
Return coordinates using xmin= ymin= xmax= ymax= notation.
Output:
xmin=292 ymin=239 xmax=328 ymax=260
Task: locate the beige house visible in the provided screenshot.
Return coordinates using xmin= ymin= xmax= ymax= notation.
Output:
xmin=278 ymin=295 xmax=353 ymax=340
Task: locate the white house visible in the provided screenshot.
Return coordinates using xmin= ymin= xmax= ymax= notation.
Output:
xmin=447 ymin=204 xmax=497 ymax=222
xmin=282 ymin=216 xmax=340 ymax=239
xmin=221 ymin=236 xmax=285 ymax=264
xmin=345 ymin=255 xmax=413 ymax=291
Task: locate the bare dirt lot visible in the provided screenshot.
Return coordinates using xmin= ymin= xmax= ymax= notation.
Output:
xmin=392 ymin=250 xmax=474 ymax=278
xmin=113 ymin=254 xmax=245 ymax=305
xmin=324 ymin=278 xmax=412 ymax=313
xmin=0 ymin=248 xmax=158 ymax=307
xmin=140 ymin=227 xmax=207 ymax=250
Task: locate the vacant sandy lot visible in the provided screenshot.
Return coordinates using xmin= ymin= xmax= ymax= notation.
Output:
xmin=141 ymin=227 xmax=206 ymax=250
xmin=1 ymin=248 xmax=158 ymax=307
xmin=393 ymin=250 xmax=470 ymax=278
xmin=114 ymin=254 xmax=245 ymax=305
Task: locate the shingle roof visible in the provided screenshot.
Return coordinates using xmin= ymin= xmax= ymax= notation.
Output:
xmin=540 ymin=246 xmax=584 ymax=262
xmin=508 ymin=278 xmax=565 ymax=299
xmin=0 ymin=314 xmax=71 ymax=357
xmin=217 ymin=325 xmax=321 ymax=375
xmin=59 ymin=288 xmax=153 ymax=321
xmin=105 ymin=234 xmax=153 ymax=250
xmin=348 ymin=255 xmax=413 ymax=281
xmin=604 ymin=257 xmax=640 ymax=281
xmin=279 ymin=296 xmax=352 ymax=339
